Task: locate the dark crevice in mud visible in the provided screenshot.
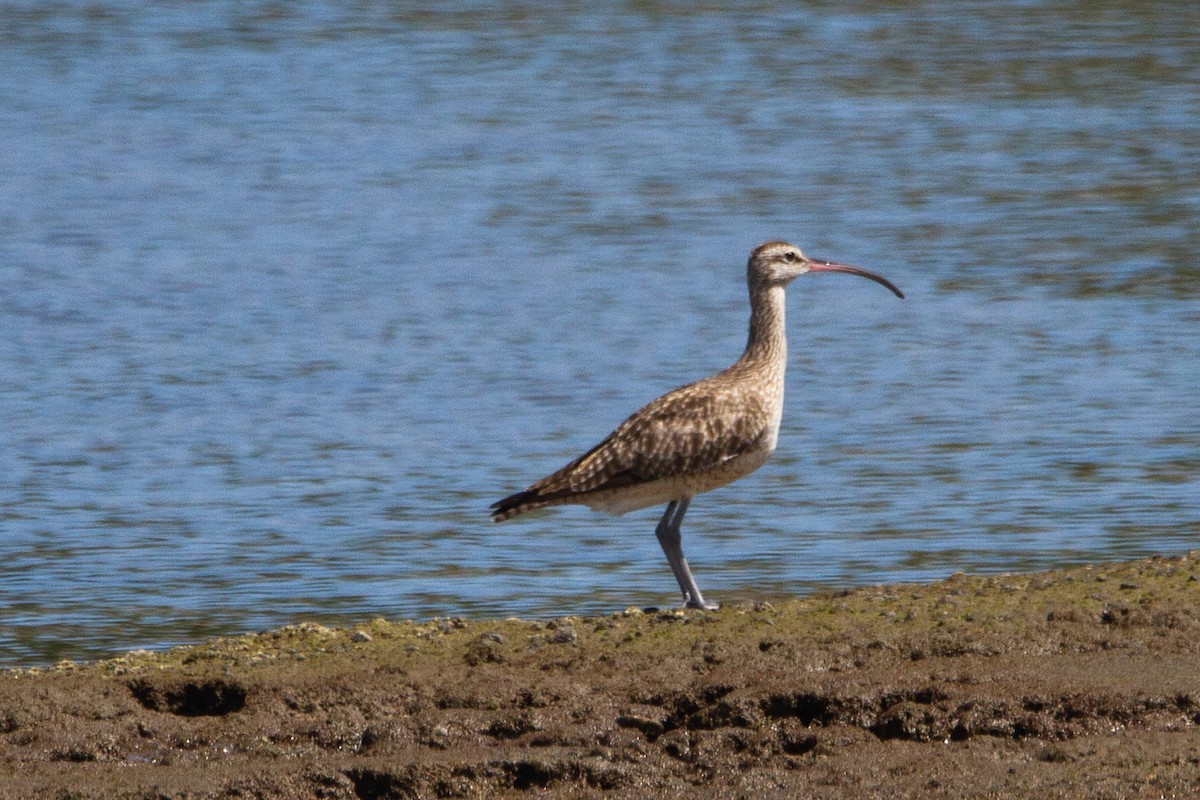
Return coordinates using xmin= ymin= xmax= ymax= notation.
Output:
xmin=497 ymin=758 xmax=629 ymax=791
xmin=506 ymin=759 xmax=560 ymax=790
xmin=660 ymin=685 xmax=1200 ymax=745
xmin=128 ymin=678 xmax=247 ymax=717
xmin=761 ymin=691 xmax=839 ymax=725
xmin=345 ymin=759 xmax=628 ymax=798
xmin=345 ymin=767 xmax=417 ymax=800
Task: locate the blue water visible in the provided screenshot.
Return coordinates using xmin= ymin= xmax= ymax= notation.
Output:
xmin=2 ymin=2 xmax=1198 ymax=667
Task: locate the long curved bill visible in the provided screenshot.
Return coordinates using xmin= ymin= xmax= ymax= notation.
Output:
xmin=809 ymin=259 xmax=905 ymax=299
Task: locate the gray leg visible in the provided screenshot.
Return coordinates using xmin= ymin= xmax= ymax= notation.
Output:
xmin=654 ymin=497 xmax=719 ymax=610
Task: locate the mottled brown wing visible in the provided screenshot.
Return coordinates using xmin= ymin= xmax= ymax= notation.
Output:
xmin=573 ymin=382 xmax=769 ymax=489
xmin=490 ymin=379 xmax=770 ymax=519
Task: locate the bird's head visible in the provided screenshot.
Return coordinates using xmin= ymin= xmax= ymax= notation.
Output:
xmin=747 ymin=241 xmax=904 ymax=298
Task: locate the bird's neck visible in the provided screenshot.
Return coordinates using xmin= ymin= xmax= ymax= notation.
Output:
xmin=739 ymin=283 xmax=788 ymax=370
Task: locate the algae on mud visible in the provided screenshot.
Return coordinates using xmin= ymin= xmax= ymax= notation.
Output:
xmin=2 ymin=555 xmax=1199 ymax=799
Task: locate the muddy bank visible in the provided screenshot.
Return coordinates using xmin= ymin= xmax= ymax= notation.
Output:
xmin=2 ymin=554 xmax=1199 ymax=799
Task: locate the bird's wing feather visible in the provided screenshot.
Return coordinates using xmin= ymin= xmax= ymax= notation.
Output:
xmin=530 ymin=379 xmax=770 ymax=498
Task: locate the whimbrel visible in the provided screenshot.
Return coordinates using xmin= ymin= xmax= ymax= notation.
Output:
xmin=491 ymin=241 xmax=904 ymax=610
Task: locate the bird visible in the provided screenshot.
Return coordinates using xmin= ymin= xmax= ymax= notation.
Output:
xmin=490 ymin=241 xmax=904 ymax=610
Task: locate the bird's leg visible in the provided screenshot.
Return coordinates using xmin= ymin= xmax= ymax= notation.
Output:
xmin=654 ymin=497 xmax=719 ymax=611
xmin=654 ymin=501 xmax=693 ymax=604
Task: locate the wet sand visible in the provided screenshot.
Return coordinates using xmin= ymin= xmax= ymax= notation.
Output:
xmin=2 ymin=554 xmax=1198 ymax=799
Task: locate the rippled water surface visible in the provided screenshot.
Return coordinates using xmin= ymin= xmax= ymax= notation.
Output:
xmin=2 ymin=2 xmax=1198 ymax=666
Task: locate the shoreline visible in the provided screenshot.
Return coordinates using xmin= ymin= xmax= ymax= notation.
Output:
xmin=3 ymin=553 xmax=1199 ymax=798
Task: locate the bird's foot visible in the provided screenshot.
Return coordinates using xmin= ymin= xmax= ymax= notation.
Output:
xmin=684 ymin=594 xmax=720 ymax=611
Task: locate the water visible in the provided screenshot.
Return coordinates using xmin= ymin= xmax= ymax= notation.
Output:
xmin=1 ymin=2 xmax=1198 ymax=667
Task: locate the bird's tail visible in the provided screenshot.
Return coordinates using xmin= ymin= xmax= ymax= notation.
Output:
xmin=491 ymin=449 xmax=606 ymax=521
xmin=489 ymin=489 xmax=546 ymax=522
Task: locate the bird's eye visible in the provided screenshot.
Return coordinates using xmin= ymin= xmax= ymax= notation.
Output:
xmin=783 ymin=251 xmax=798 ymax=262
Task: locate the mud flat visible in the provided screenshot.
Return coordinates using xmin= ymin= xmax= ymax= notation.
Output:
xmin=2 ymin=554 xmax=1199 ymax=799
